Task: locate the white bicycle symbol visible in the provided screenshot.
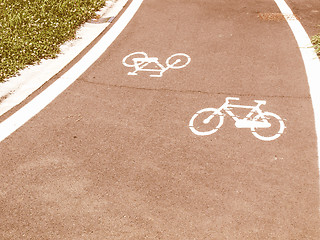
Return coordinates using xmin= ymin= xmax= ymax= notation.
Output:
xmin=122 ymin=52 xmax=191 ymax=77
xmin=189 ymin=97 xmax=286 ymax=141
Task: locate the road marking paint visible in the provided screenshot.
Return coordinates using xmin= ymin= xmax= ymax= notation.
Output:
xmin=273 ymin=0 xmax=320 ymax=178
xmin=122 ymin=52 xmax=191 ymax=77
xmin=0 ymin=0 xmax=144 ymax=143
xmin=189 ymin=97 xmax=285 ymax=141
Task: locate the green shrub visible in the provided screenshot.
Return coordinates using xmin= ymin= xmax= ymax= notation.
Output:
xmin=0 ymin=0 xmax=106 ymax=82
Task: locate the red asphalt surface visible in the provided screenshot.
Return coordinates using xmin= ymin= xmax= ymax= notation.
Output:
xmin=1 ymin=0 xmax=320 ymax=239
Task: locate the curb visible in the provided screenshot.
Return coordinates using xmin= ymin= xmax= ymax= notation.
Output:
xmin=0 ymin=0 xmax=129 ymax=117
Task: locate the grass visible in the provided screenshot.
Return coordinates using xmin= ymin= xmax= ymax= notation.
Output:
xmin=311 ymin=34 xmax=320 ymax=56
xmin=0 ymin=0 xmax=106 ymax=82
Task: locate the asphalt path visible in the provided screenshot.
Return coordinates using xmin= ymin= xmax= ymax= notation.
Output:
xmin=0 ymin=0 xmax=320 ymax=239
xmin=286 ymin=0 xmax=320 ymax=36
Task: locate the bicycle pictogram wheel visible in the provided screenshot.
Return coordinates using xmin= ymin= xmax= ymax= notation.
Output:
xmin=166 ymin=53 xmax=191 ymax=69
xmin=250 ymin=112 xmax=285 ymax=141
xmin=122 ymin=52 xmax=148 ymax=67
xmin=189 ymin=108 xmax=224 ymax=136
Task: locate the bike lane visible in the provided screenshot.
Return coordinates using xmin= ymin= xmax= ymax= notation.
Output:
xmin=0 ymin=0 xmax=319 ymax=239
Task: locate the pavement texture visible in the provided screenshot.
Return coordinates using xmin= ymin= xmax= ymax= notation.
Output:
xmin=0 ymin=0 xmax=319 ymax=239
xmin=287 ymin=0 xmax=320 ymax=36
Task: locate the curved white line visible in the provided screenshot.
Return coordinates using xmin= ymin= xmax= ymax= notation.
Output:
xmin=0 ymin=0 xmax=144 ymax=143
xmin=273 ymin=0 xmax=320 ymax=185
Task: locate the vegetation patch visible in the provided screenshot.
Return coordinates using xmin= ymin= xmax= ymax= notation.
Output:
xmin=0 ymin=0 xmax=106 ymax=82
xmin=311 ymin=34 xmax=320 ymax=56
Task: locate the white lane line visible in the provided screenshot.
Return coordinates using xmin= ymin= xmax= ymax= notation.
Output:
xmin=273 ymin=1 xmax=320 ymax=178
xmin=0 ymin=0 xmax=144 ymax=143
